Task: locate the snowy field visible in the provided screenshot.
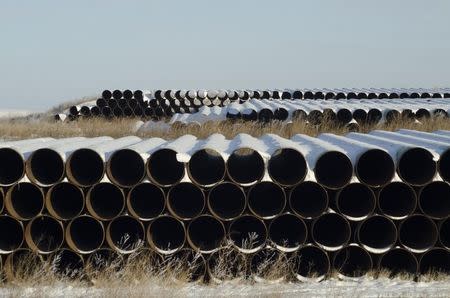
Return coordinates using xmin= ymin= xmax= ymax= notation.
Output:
xmin=0 ymin=109 xmax=33 ymax=119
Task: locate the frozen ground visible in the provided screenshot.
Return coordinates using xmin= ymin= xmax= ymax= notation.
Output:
xmin=1 ymin=278 xmax=450 ymax=298
xmin=0 ymin=109 xmax=33 ymax=118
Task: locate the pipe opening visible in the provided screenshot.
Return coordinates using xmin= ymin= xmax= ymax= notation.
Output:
xmin=347 ymin=92 xmax=357 ymax=99
xmin=400 ymin=93 xmax=409 ymax=98
xmin=289 ymin=182 xmax=328 ymax=219
xmin=368 ymin=93 xmax=377 ymax=99
xmin=86 ymin=248 xmax=124 ymax=279
xmin=188 ymin=215 xmax=225 ymax=253
xmin=292 ymin=109 xmax=307 ymax=120
xmin=26 ymin=216 xmax=63 ymax=254
xmin=248 ymin=182 xmax=286 ymax=219
xmin=358 ymin=215 xmax=397 ymax=254
xmin=399 ymin=215 xmax=438 ymax=253
xmin=398 ymin=148 xmax=436 ymax=186
xmin=315 ymin=151 xmax=353 ymax=189
xmin=268 ymin=214 xmax=307 ymax=252
xmin=242 ymin=110 xmax=258 ymax=121
xmin=148 ymin=216 xmax=185 ymax=254
xmin=389 ymin=93 xmax=399 ymax=99
xmin=419 ymin=181 xmax=450 ymax=219
xmin=208 ymin=248 xmax=246 ymax=282
xmin=67 ymin=149 xmax=104 ymax=187
xmin=168 ymin=182 xmax=204 ymax=220
xmin=356 ymin=149 xmax=395 ymax=187
xmin=367 ymin=109 xmax=382 ymax=124
xmin=147 ymin=149 xmax=185 ymax=187
xmin=312 ymin=213 xmax=350 ymax=251
xmin=108 ymin=149 xmax=145 ymax=187
xmin=102 ymin=90 xmax=112 ymax=99
xmin=401 ymin=109 xmax=415 ymax=119
xmin=208 ymin=182 xmax=246 ymax=221
xmin=27 ymin=148 xmax=64 ymax=186
xmin=337 ymin=109 xmax=352 ymax=124
xmin=164 ymin=249 xmax=206 ymax=282
xmin=87 ymin=183 xmax=124 ymax=220
xmin=188 ymin=149 xmax=225 ymax=187
xmin=0 ymin=148 xmax=24 ymax=186
xmin=128 ymin=183 xmax=165 ymax=220
xmin=438 ymin=150 xmax=450 ymax=183
xmin=416 ymin=108 xmax=431 ymax=119
xmin=385 ymin=110 xmax=400 ymax=123
xmin=333 ymin=245 xmax=372 ymax=278
xmin=322 ymin=109 xmax=337 ymax=122
xmin=379 ymin=248 xmax=418 ymax=277
xmin=421 ymin=92 xmax=431 ymax=99
xmin=112 ymin=90 xmax=122 ymax=100
xmin=258 ymin=109 xmax=274 ymax=122
xmin=292 ymin=90 xmax=302 ymax=99
xmin=274 ymin=108 xmax=289 ymax=121
xmin=227 ymin=148 xmax=265 ymax=186
xmin=325 ymin=92 xmax=336 ymax=99
xmin=433 ymin=93 xmax=443 ymax=98
xmin=378 ymin=93 xmax=388 ymax=99
xmin=250 ymin=249 xmax=288 ymax=281
xmin=292 ymin=245 xmax=329 ymax=281
xmin=420 ymin=249 xmax=450 ymax=274
xmin=47 ymin=182 xmax=84 ymax=220
xmin=378 ymin=182 xmax=417 ymax=219
xmin=335 ymin=92 xmax=346 ymax=99
xmin=67 ymin=216 xmax=104 ymax=253
xmin=440 ymin=217 xmax=450 ymax=249
xmin=123 ymin=89 xmax=133 ymax=100
xmin=337 ymin=183 xmax=376 ymax=221
xmin=0 ymin=216 xmax=23 ymax=253
xmin=229 ymin=215 xmax=267 ymax=253
xmin=268 ymin=148 xmax=307 ymax=186
xmin=6 ymin=182 xmax=44 ymax=220
xmin=50 ymin=249 xmax=84 ymax=278
xmin=353 ymin=109 xmax=367 ymax=124
xmin=107 ymin=216 xmax=144 ymax=253
xmin=307 ymin=110 xmax=323 ymax=125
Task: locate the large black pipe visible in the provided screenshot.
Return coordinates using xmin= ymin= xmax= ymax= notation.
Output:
xmin=367 ymin=109 xmax=382 ymax=124
xmin=292 ymin=245 xmax=330 ymax=281
xmin=167 ymin=182 xmax=205 ymax=220
xmin=164 ymin=249 xmax=206 ymax=282
xmin=106 ymin=215 xmax=145 ymax=254
xmin=379 ymin=248 xmax=418 ymax=277
xmin=258 ymin=109 xmax=274 ymax=122
xmin=248 ymin=182 xmax=286 ymax=219
xmin=49 ymin=249 xmax=84 ymax=278
xmin=418 ymin=181 xmax=450 ymax=219
xmin=127 ymin=183 xmax=165 ymax=221
xmin=0 ymin=148 xmax=24 ymax=186
xmin=66 ymin=149 xmax=105 ymax=187
xmin=336 ymin=183 xmax=376 ymax=221
xmin=86 ymin=248 xmax=124 ymax=281
xmin=274 ymin=108 xmax=289 ymax=121
xmin=333 ymin=245 xmax=373 ymax=278
xmin=123 ymin=89 xmax=133 ymax=100
xmin=378 ymin=182 xmax=417 ymax=220
xmin=439 ymin=217 xmax=450 ymax=249
xmin=268 ymin=213 xmax=307 ymax=252
xmin=289 ymin=181 xmax=328 ymax=219
xmin=314 ymin=151 xmax=353 ymax=189
xmin=101 ymin=106 xmax=112 ymax=118
xmin=356 ymin=149 xmax=395 ymax=187
xmin=86 ymin=183 xmax=125 ymax=221
xmin=398 ymin=148 xmax=436 ymax=186
xmin=46 ymin=182 xmax=85 ymax=220
xmin=147 ymin=149 xmax=185 ymax=187
xmin=208 ymin=182 xmax=246 ymax=221
xmin=250 ymin=248 xmax=288 ymax=282
xmin=337 ymin=108 xmax=353 ymax=124
xmin=438 ymin=149 xmax=450 ymax=183
xmin=187 ymin=215 xmax=226 ymax=253
xmin=415 ymin=108 xmax=431 ymax=119
xmin=292 ymin=109 xmax=307 ymax=120
xmin=107 ymin=149 xmax=145 ymax=188
xmin=112 ymin=90 xmax=122 ymax=100
xmin=419 ymin=248 xmax=450 ymax=275
xmin=312 ymin=213 xmax=351 ymax=251
xmin=207 ymin=248 xmax=246 ymax=282
xmin=357 ymin=215 xmax=397 ymax=254
xmin=0 ymin=215 xmax=23 ymax=253
xmin=5 ymin=182 xmax=44 ymax=220
xmin=268 ymin=148 xmax=307 ymax=186
xmin=102 ymin=90 xmax=112 ymax=100
xmin=147 ymin=215 xmax=185 ymax=254
xmin=307 ymin=110 xmax=323 ymax=125
xmin=227 ymin=148 xmax=265 ymax=186
xmin=25 ymin=215 xmax=64 ymax=254
xmin=188 ymin=149 xmax=226 ymax=187
xmin=399 ymin=214 xmax=438 ymax=253
xmin=66 ymin=215 xmax=104 ymax=254
xmin=26 ymin=148 xmax=65 ymax=186
xmin=229 ymin=215 xmax=267 ymax=253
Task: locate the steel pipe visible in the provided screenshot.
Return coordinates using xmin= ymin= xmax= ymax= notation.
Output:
xmin=0 ymin=215 xmax=23 ymax=254
xmin=5 ymin=182 xmax=44 ymax=220
xmin=207 ymin=182 xmax=246 ymax=221
xmin=357 ymin=215 xmax=397 ymax=254
xmin=146 ymin=148 xmax=186 ymax=187
xmin=49 ymin=249 xmax=84 ymax=278
xmin=250 ymin=248 xmax=288 ymax=282
xmin=163 ymin=249 xmax=206 ymax=282
xmin=268 ymin=213 xmax=307 ymax=252
xmin=291 ymin=245 xmax=330 ymax=281
xmin=226 ymin=148 xmax=265 ymax=186
xmin=25 ymin=215 xmax=64 ymax=254
xmin=228 ymin=215 xmax=267 ymax=253
xmin=147 ymin=215 xmax=185 ymax=255
xmin=333 ymin=244 xmax=373 ymax=278
xmin=418 ymin=181 xmax=450 ymax=219
xmin=378 ymin=247 xmax=418 ymax=277
xmin=336 ymin=183 xmax=376 ymax=221
xmin=439 ymin=217 xmax=450 ymax=250
xmin=399 ymin=214 xmax=438 ymax=253
xmin=66 ymin=215 xmax=104 ymax=254
xmin=46 ymin=182 xmax=84 ymax=221
xmin=106 ymin=215 xmax=145 ymax=254
xmin=107 ymin=148 xmax=146 ymax=188
xmin=248 ymin=182 xmax=286 ymax=220
xmin=378 ymin=182 xmax=417 ymax=220
xmin=312 ymin=213 xmax=351 ymax=251
xmin=86 ymin=248 xmax=124 ymax=282
xmin=0 ymin=147 xmax=25 ymax=186
xmin=207 ymin=248 xmax=246 ymax=283
xmin=127 ymin=182 xmax=165 ymax=221
xmin=167 ymin=182 xmax=205 ymax=220
xmin=25 ymin=148 xmax=65 ymax=186
xmin=289 ymin=181 xmax=328 ymax=219
xmin=4 ymin=249 xmax=43 ymax=281
xmin=86 ymin=182 xmax=125 ymax=221
xmin=267 ymin=148 xmax=307 ymax=186
xmin=419 ymin=248 xmax=450 ymax=274
xmin=188 ymin=149 xmax=226 ymax=187
xmin=187 ymin=215 xmax=226 ymax=254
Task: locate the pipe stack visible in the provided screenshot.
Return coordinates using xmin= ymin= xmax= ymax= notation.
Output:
xmin=1 ymin=130 xmax=450 ymax=282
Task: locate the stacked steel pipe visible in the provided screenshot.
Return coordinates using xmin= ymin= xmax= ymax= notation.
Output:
xmin=1 ymin=130 xmax=450 ymax=282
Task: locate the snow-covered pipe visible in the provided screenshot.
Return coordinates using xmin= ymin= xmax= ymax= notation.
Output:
xmin=378 ymin=247 xmax=418 ymax=277
xmin=419 ymin=248 xmax=450 ymax=274
xmin=86 ymin=182 xmax=125 ymax=221
xmin=289 ymin=181 xmax=328 ymax=219
xmin=377 ymin=182 xmax=417 ymax=220
xmin=207 ymin=182 xmax=246 ymax=221
xmin=5 ymin=182 xmax=44 ymax=220
xmin=127 ymin=182 xmax=165 ymax=221
xmin=167 ymin=182 xmax=205 ymax=221
xmin=0 ymin=215 xmax=23 ymax=254
xmin=346 ymin=132 xmax=436 ymax=186
xmin=357 ymin=215 xmax=397 ymax=254
xmin=292 ymin=244 xmax=330 ymax=281
xmin=106 ymin=215 xmax=145 ymax=254
xmin=66 ymin=215 xmax=104 ymax=254
xmin=187 ymin=215 xmax=225 ymax=254
xmin=266 ymin=144 xmax=307 ymax=186
xmin=248 ymin=182 xmax=286 ymax=220
xmin=147 ymin=215 xmax=185 ymax=255
xmin=25 ymin=215 xmax=64 ymax=254
xmin=336 ymin=183 xmax=376 ymax=221
xmin=418 ymin=181 xmax=450 ymax=219
xmin=228 ymin=215 xmax=267 ymax=253
xmin=312 ymin=213 xmax=351 ymax=251
xmin=268 ymin=213 xmax=307 ymax=252
xmin=333 ymin=244 xmax=373 ymax=278
xmin=46 ymin=182 xmax=84 ymax=221
xmin=399 ymin=214 xmax=438 ymax=253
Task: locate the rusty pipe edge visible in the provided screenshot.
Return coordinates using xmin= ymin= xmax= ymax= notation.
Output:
xmin=106 ymin=148 xmax=146 ymax=188
xmin=25 ymin=215 xmax=64 ymax=254
xmin=66 ymin=148 xmax=105 ymax=188
xmin=25 ymin=148 xmax=65 ymax=187
xmin=45 ymin=182 xmax=85 ymax=221
xmin=5 ymin=182 xmax=45 ymax=221
xmin=4 ymin=248 xmax=44 ymax=281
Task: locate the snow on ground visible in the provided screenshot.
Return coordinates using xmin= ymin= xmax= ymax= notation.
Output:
xmin=0 ymin=109 xmax=34 ymax=119
xmin=1 ymin=278 xmax=450 ymax=298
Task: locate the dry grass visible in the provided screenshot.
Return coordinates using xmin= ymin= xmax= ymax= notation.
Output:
xmin=2 ymin=116 xmax=450 ymax=140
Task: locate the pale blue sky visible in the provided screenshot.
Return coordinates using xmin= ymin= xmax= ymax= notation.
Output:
xmin=1 ymin=0 xmax=449 ymax=110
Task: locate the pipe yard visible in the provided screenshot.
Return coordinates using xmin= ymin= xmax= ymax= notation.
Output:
xmin=1 ymin=121 xmax=450 ymax=284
